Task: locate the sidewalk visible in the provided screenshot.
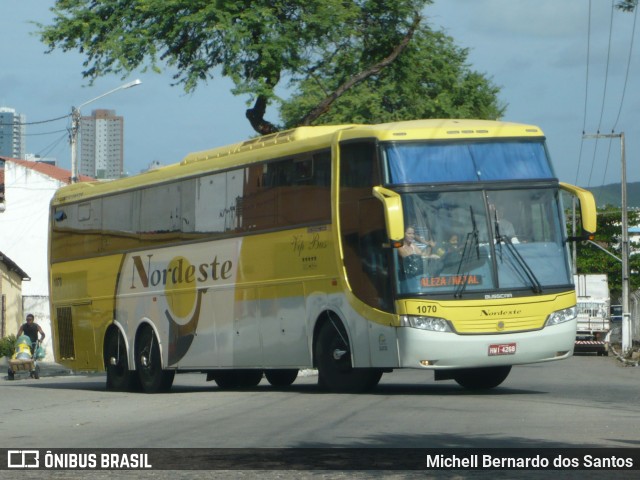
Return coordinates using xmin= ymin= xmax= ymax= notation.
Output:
xmin=0 ymin=356 xmax=73 ymax=379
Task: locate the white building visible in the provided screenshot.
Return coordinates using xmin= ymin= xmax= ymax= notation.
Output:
xmin=0 ymin=157 xmax=92 ymax=359
xmin=79 ymin=109 xmax=124 ymax=180
xmin=0 ymin=107 xmax=26 ymax=159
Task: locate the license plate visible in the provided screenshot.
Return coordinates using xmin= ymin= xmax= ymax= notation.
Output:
xmin=488 ymin=343 xmax=516 ymax=356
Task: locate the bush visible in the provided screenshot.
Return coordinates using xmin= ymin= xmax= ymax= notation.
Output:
xmin=0 ymin=334 xmax=16 ymax=358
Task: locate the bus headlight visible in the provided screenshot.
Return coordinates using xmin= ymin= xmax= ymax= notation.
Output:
xmin=545 ymin=306 xmax=577 ymax=327
xmin=400 ymin=315 xmax=452 ymax=332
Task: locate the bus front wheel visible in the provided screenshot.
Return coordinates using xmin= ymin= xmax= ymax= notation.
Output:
xmin=315 ymin=320 xmax=382 ymax=393
xmin=105 ymin=330 xmax=138 ymax=392
xmin=136 ymin=326 xmax=175 ymax=393
xmin=453 ymin=366 xmax=511 ymax=390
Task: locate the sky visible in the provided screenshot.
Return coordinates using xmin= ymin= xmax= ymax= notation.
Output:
xmin=1 ymin=0 xmax=639 ymax=186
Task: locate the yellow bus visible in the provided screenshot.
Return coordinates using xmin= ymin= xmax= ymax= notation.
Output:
xmin=48 ymin=119 xmax=596 ymax=393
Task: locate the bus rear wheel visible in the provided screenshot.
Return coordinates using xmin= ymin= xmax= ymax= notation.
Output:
xmin=136 ymin=326 xmax=175 ymax=393
xmin=315 ymin=320 xmax=382 ymax=393
xmin=211 ymin=369 xmax=263 ymax=389
xmin=453 ymin=366 xmax=511 ymax=390
xmin=105 ymin=330 xmax=138 ymax=392
xmin=265 ymin=369 xmax=298 ymax=387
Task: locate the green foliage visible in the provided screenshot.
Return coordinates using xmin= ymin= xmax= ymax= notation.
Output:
xmin=38 ymin=0 xmax=433 ymax=128
xmin=616 ymin=0 xmax=638 ymax=12
xmin=39 ymin=2 xmax=503 ymax=131
xmin=0 ymin=334 xmax=16 ymax=359
xmin=279 ymin=24 xmax=505 ymax=126
xmin=572 ymin=205 xmax=640 ymax=298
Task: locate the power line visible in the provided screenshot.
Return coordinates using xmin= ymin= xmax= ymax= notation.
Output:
xmin=0 ymin=113 xmax=70 ymax=127
xmin=25 ymin=129 xmax=69 ymax=137
xmin=587 ymin=0 xmax=616 ymax=187
xmin=596 ymin=1 xmax=616 ymax=132
xmin=35 ymin=132 xmax=69 ymax=159
xmin=601 ymin=137 xmax=616 ymax=183
xmin=612 ymin=2 xmax=638 ymax=131
xmin=575 ymin=0 xmax=593 ymax=185
xmin=597 ymin=1 xmax=638 ymax=186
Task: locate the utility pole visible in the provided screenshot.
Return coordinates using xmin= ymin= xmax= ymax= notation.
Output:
xmin=582 ymin=132 xmax=631 ymax=352
xmin=69 ymin=79 xmax=141 ymax=183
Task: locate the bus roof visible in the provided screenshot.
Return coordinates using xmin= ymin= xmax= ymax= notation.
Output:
xmin=51 ymin=119 xmax=544 ymax=205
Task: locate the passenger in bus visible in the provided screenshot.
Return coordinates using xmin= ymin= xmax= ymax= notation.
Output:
xmin=492 ymin=205 xmax=519 ymax=243
xmin=399 ymin=226 xmax=439 ymax=277
xmin=436 ymin=233 xmax=463 ymax=273
xmin=435 ymin=233 xmax=459 ymax=257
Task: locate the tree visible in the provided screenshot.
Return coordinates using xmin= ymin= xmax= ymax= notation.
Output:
xmin=38 ymin=0 xmax=433 ymax=134
xmin=279 ymin=23 xmax=505 ymax=127
xmin=573 ymin=205 xmax=640 ymax=299
xmin=616 ymin=0 xmax=638 ymax=12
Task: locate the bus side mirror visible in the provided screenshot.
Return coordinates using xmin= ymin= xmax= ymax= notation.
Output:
xmin=372 ymin=186 xmax=404 ymax=244
xmin=560 ymin=182 xmax=597 ymax=238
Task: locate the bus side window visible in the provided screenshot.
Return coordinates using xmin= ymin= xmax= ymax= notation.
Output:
xmin=239 ymin=152 xmax=331 ymax=232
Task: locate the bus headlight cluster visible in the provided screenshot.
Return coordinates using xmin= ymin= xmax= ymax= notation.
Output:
xmin=400 ymin=315 xmax=452 ymax=332
xmin=545 ymin=306 xmax=577 ymax=327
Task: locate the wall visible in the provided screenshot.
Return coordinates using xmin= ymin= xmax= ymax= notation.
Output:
xmin=1 ymin=161 xmax=65 ymax=361
xmin=0 ymin=263 xmax=24 ymax=337
xmin=0 ymin=162 xmax=62 ymax=296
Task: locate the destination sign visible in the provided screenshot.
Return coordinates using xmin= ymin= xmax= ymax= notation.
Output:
xmin=420 ymin=274 xmax=483 ymax=288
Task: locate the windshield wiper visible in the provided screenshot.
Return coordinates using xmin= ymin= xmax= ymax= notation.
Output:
xmin=454 ymin=206 xmax=481 ymax=298
xmin=494 ymin=213 xmax=543 ymax=294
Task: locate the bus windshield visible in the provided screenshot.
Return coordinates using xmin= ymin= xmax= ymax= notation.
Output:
xmin=394 ymin=188 xmax=572 ymax=298
xmin=385 ymin=140 xmax=555 ymax=184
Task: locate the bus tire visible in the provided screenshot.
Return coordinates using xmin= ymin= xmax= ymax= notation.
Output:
xmin=237 ymin=369 xmax=263 ymax=387
xmin=136 ymin=326 xmax=175 ymax=393
xmin=210 ymin=371 xmax=237 ymax=389
xmin=265 ymin=369 xmax=298 ymax=387
xmin=212 ymin=369 xmax=263 ymax=389
xmin=105 ymin=330 xmax=138 ymax=392
xmin=315 ymin=320 xmax=382 ymax=393
xmin=453 ymin=366 xmax=511 ymax=390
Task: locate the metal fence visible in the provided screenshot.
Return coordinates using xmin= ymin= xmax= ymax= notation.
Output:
xmin=611 ymin=290 xmax=640 ymax=346
xmin=631 ymin=290 xmax=640 ymax=343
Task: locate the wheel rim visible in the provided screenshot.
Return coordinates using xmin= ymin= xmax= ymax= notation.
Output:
xmin=316 ymin=318 xmax=383 ymax=393
xmin=327 ymin=328 xmax=351 ymax=373
xmin=107 ymin=332 xmax=127 ymax=379
xmin=138 ymin=328 xmax=158 ymax=384
xmin=106 ymin=330 xmax=137 ymax=391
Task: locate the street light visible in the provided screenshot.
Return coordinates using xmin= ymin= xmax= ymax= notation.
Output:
xmin=69 ymin=79 xmax=142 ymax=183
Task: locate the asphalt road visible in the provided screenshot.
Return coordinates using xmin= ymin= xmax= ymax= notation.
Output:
xmin=1 ymin=354 xmax=639 ymax=479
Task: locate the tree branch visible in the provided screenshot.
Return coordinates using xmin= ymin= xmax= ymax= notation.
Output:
xmin=299 ymin=13 xmax=422 ymax=126
xmin=246 ymin=94 xmax=280 ymax=135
